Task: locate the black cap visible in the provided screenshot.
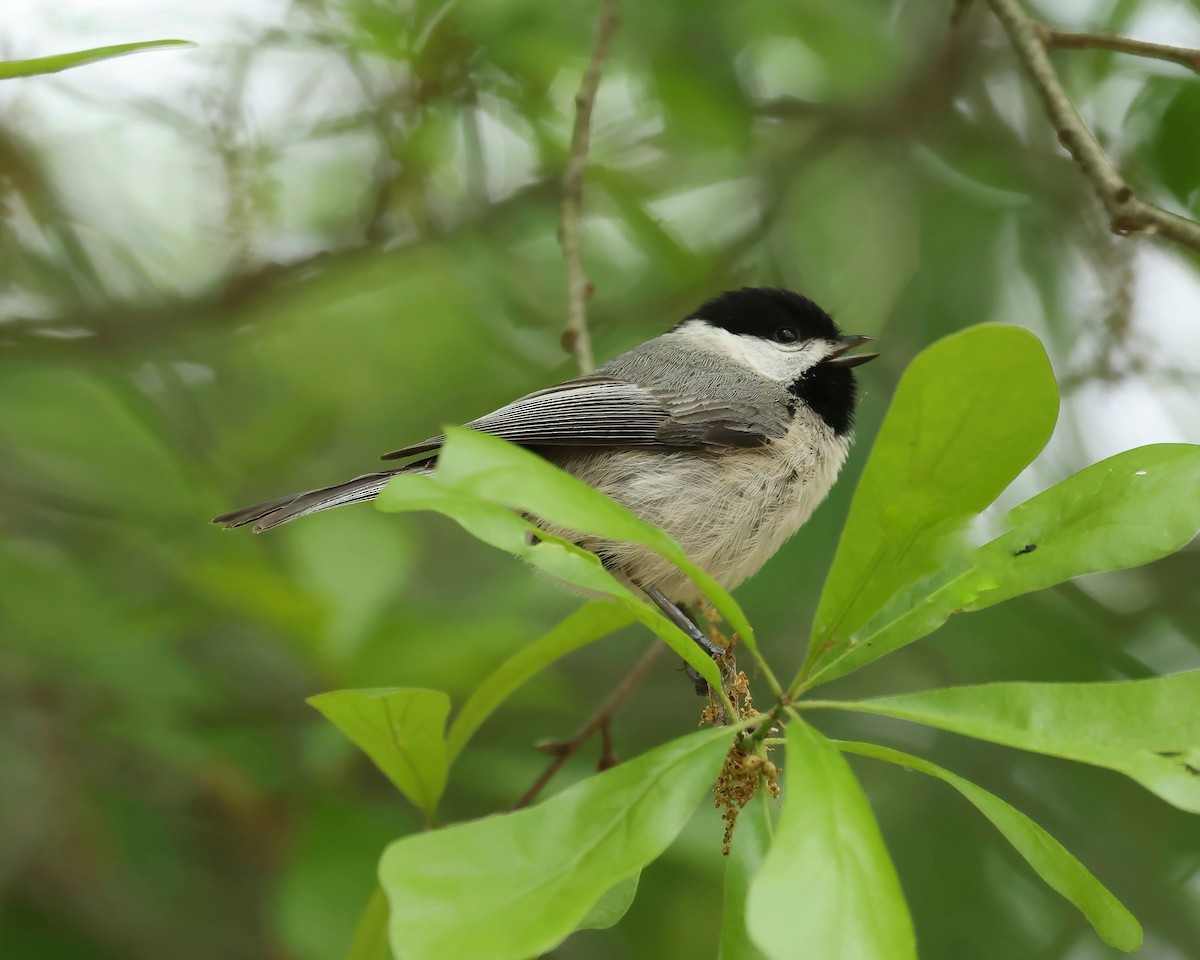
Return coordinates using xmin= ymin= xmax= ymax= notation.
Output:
xmin=687 ymin=287 xmax=841 ymax=342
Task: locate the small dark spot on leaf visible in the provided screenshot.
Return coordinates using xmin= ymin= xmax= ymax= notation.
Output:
xmin=1014 ymin=544 xmax=1037 ymax=556
xmin=1183 ymin=763 xmax=1200 ymax=777
xmin=1155 ymin=750 xmax=1183 ymax=759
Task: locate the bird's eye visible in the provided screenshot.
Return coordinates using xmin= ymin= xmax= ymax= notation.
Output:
xmin=775 ymin=326 xmax=800 ymax=343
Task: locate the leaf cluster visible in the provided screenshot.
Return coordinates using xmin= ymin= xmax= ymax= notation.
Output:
xmin=311 ymin=325 xmax=1200 ymax=959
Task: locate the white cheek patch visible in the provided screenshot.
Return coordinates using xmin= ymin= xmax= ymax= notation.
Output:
xmin=668 ymin=320 xmax=831 ymax=382
xmin=737 ymin=337 xmax=826 ymax=381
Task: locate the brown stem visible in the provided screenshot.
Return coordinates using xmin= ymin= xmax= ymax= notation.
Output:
xmin=1044 ymin=30 xmax=1200 ymax=73
xmin=559 ymin=0 xmax=620 ymax=375
xmin=598 ymin=718 xmax=618 ymax=770
xmin=983 ymin=0 xmax=1200 ymax=254
xmin=510 ymin=641 xmax=665 ymax=810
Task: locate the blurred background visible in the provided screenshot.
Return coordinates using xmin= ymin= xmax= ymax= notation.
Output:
xmin=3 ymin=0 xmax=1200 ymax=957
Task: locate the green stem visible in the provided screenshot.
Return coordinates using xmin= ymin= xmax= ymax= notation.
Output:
xmin=740 ymin=701 xmax=787 ymax=751
xmin=745 ymin=644 xmax=785 ymax=698
xmin=792 ymin=698 xmax=855 ymax=711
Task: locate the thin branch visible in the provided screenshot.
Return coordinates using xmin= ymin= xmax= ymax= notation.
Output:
xmin=982 ymin=0 xmax=1200 ymax=254
xmin=559 ymin=0 xmax=620 ymax=375
xmin=597 ymin=718 xmax=618 ymax=770
xmin=759 ymin=9 xmax=979 ymax=140
xmin=950 ymin=0 xmax=974 ymax=26
xmin=1 ymin=179 xmax=560 ymax=356
xmin=1044 ymin=30 xmax=1200 ymax=73
xmin=510 ymin=641 xmax=664 ymax=810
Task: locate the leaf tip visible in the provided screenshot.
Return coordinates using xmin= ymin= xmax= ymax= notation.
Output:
xmin=1103 ymin=914 xmax=1143 ymax=954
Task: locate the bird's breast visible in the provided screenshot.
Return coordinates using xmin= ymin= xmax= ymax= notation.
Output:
xmin=546 ymin=412 xmax=851 ymax=599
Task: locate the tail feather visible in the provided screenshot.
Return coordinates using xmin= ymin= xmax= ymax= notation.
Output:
xmin=212 ymin=462 xmax=431 ymax=533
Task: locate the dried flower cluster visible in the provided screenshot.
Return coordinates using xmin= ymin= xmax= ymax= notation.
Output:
xmin=705 ymin=669 xmax=780 ymax=853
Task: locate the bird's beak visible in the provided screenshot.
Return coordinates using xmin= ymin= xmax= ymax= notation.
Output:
xmin=825 ymin=335 xmax=878 ymax=368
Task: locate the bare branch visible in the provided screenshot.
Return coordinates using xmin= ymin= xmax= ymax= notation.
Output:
xmin=511 ymin=641 xmax=664 ymax=810
xmin=982 ymin=0 xmax=1200 ymax=254
xmin=560 ymin=0 xmax=621 ymax=375
xmin=1044 ymin=30 xmax=1200 ymax=73
xmin=0 ymin=179 xmax=560 ymax=357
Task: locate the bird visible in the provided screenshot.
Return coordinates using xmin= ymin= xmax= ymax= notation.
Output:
xmin=213 ymin=287 xmax=876 ymax=672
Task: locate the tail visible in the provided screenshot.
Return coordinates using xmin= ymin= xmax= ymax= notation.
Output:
xmin=212 ymin=462 xmax=431 ymax=533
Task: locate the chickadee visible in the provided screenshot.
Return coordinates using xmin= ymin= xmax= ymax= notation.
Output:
xmin=213 ymin=287 xmax=876 ymax=674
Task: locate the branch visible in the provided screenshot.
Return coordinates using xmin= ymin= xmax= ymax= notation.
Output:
xmin=1043 ymin=30 xmax=1200 ymax=73
xmin=757 ymin=11 xmax=979 ymax=139
xmin=1 ymin=178 xmax=560 ymax=357
xmin=982 ymin=0 xmax=1200 ymax=254
xmin=510 ymin=641 xmax=664 ymax=810
xmin=559 ymin=0 xmax=620 ymax=375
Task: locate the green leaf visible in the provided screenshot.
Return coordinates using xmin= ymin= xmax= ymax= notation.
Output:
xmin=576 ymin=873 xmax=640 ymax=931
xmin=719 ymin=789 xmax=773 ymax=960
xmin=344 ymin=886 xmax=391 ymax=960
xmin=434 ymin=427 xmax=758 ymax=657
xmin=802 ymin=443 xmax=1200 ymax=688
xmin=0 ymin=40 xmax=193 ymax=79
xmin=970 ymin=443 xmax=1200 ymax=607
xmin=746 ymin=718 xmax=915 ymax=960
xmin=798 ymin=325 xmax=1058 ymax=690
xmin=378 ymin=726 xmax=737 ymax=960
xmin=1152 ymin=80 xmax=1200 ymax=210
xmin=307 ymin=688 xmax=451 ymax=820
xmin=376 ymin=471 xmax=723 ymax=692
xmin=446 ymin=601 xmax=635 ymax=761
xmin=836 ymin=740 xmax=1142 ymax=952
xmin=823 ymin=672 xmax=1200 ymax=813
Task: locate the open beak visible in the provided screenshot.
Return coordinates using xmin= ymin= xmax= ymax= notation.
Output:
xmin=825 ymin=334 xmax=878 ymax=368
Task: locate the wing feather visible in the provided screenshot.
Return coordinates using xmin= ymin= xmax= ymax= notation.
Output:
xmin=379 ymin=374 xmax=790 ymax=461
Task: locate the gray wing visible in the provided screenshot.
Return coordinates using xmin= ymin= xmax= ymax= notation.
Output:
xmin=380 ymin=374 xmax=792 ymax=461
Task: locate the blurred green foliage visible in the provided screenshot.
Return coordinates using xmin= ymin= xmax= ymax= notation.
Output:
xmin=2 ymin=0 xmax=1199 ymax=958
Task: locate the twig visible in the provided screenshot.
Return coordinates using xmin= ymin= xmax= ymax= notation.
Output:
xmin=510 ymin=641 xmax=665 ymax=810
xmin=741 ymin=702 xmax=786 ymax=752
xmin=559 ymin=0 xmax=620 ymax=375
xmin=982 ymin=0 xmax=1200 ymax=254
xmin=1 ymin=178 xmax=560 ymax=357
xmin=598 ymin=718 xmax=617 ymax=770
xmin=756 ymin=12 xmax=977 ymax=140
xmin=1044 ymin=30 xmax=1200 ymax=73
